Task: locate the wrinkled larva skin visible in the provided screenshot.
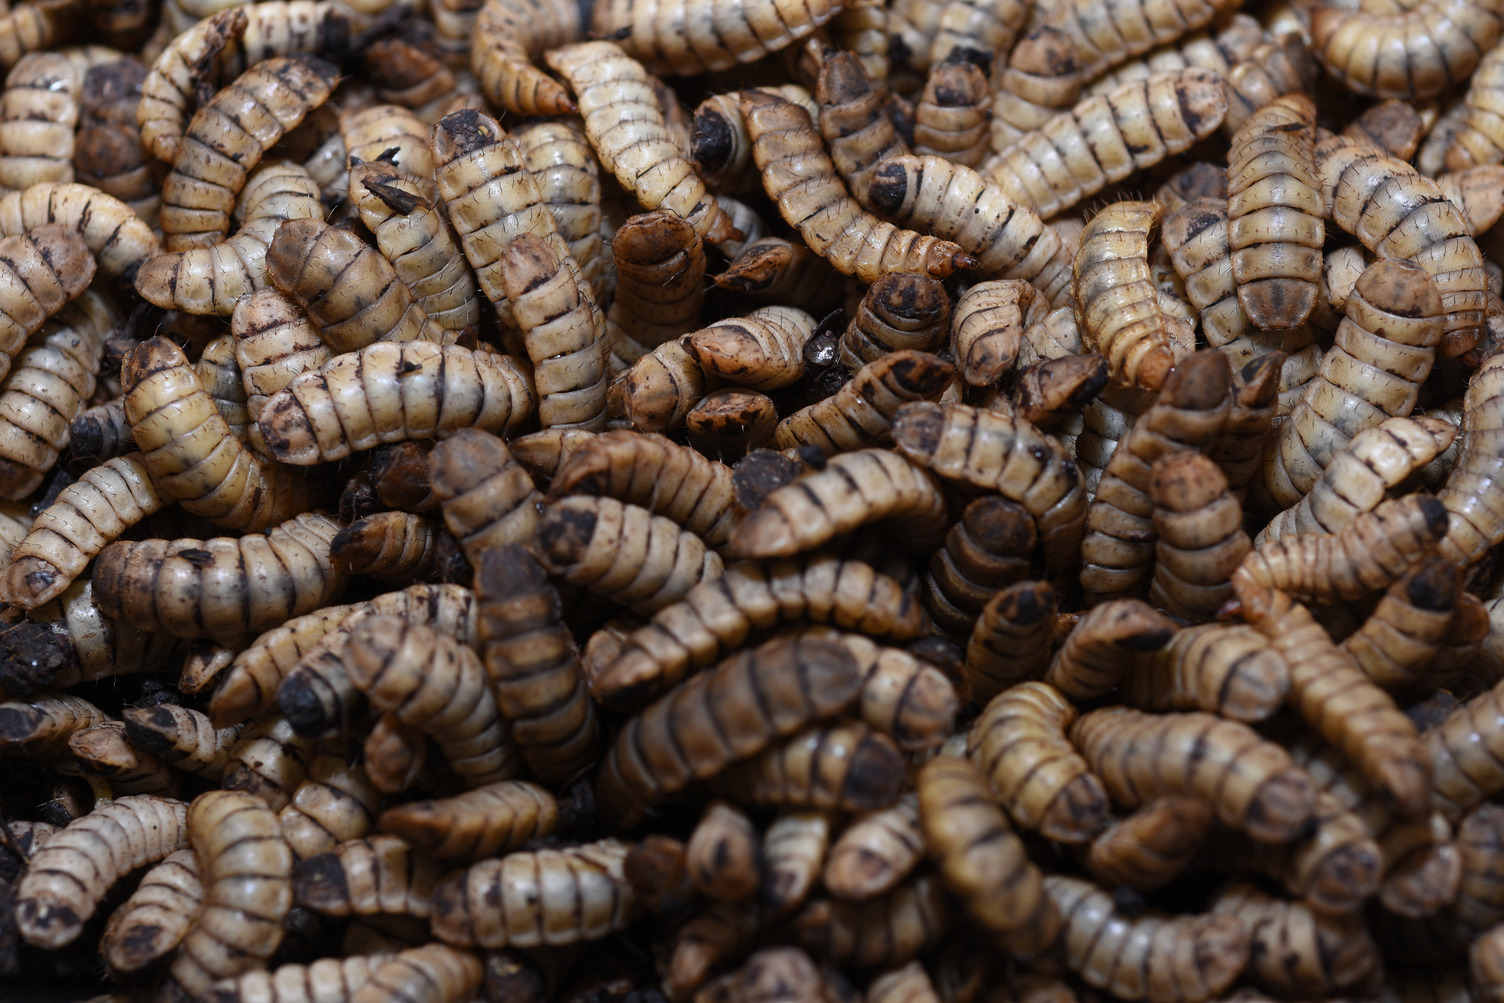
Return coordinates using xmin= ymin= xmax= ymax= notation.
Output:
xmin=590 ymin=0 xmax=844 ymax=76
xmin=470 ymin=0 xmax=580 ymax=117
xmin=1311 ymin=0 xmax=1504 ymax=102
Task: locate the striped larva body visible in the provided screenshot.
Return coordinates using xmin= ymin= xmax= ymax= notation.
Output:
xmin=774 ymin=351 xmax=955 ymax=457
xmin=794 ymin=875 xmax=948 ymax=969
xmin=969 ymin=680 xmax=1109 ymax=843
xmin=255 ymin=341 xmax=536 ymax=465
xmin=984 ymin=70 xmax=1228 ymax=221
xmin=123 ymin=704 xmax=239 ymax=780
xmin=1310 ymin=0 xmax=1504 ymax=101
xmin=948 ymin=279 xmax=1046 ymax=388
xmin=1210 ymin=881 xmax=1377 ymax=997
xmin=589 ymin=0 xmax=843 ymax=75
xmin=1071 ymin=706 xmax=1316 ymax=842
xmin=69 ymin=720 xmax=182 ymax=795
xmin=91 ymin=512 xmax=346 ymax=644
xmin=762 ymin=811 xmax=830 ymax=915
xmin=0 ymin=49 xmax=107 ymax=190
xmin=0 ymin=224 xmax=94 ymax=383
xmin=427 ymin=429 xmax=542 ymax=566
xmin=164 ymin=792 xmax=293 ymax=998
xmin=1072 ymin=200 xmax=1182 ymax=392
xmin=135 ymin=160 xmax=325 ymax=317
xmin=740 ymin=89 xmax=973 ymax=283
xmin=1148 ymin=452 xmax=1252 ymax=622
xmin=841 ymin=274 xmax=950 ymax=372
xmin=469 ymin=0 xmax=579 ymax=116
xmin=540 ymin=495 xmax=724 ymax=615
xmin=348 ymin=160 xmax=480 ymax=336
xmin=595 ymin=636 xmax=865 ymax=827
xmin=15 ymin=795 xmax=187 ymax=949
xmin=686 ymin=801 xmax=762 ymax=903
xmin=814 ymin=53 xmax=908 ymax=208
xmin=72 ymin=58 xmax=164 ymax=223
xmin=376 ymin=780 xmax=557 ymax=861
xmin=101 ymin=848 xmax=202 ymax=974
xmin=0 ymin=182 xmax=157 ymax=280
xmin=276 ymin=754 xmax=381 ymax=860
xmin=917 ymin=755 xmax=1057 ymax=955
xmin=123 ymin=337 xmax=323 ymax=532
xmin=512 ymin=119 xmax=605 ymax=301
xmin=159 ymin=55 xmax=338 ymax=251
xmin=1122 ymin=623 xmax=1290 ymax=723
xmin=604 ymin=209 xmax=705 ymax=362
xmin=0 ymin=288 xmax=117 ymax=499
xmin=430 ymin=839 xmax=634 ymax=948
xmin=713 ymin=720 xmax=906 ymax=812
xmin=1082 ymin=798 xmax=1213 ymax=892
xmin=474 ymin=545 xmax=603 ymax=783
xmin=329 ymin=511 xmax=455 ymax=582
xmin=1437 ymin=352 xmax=1504 ymax=566
xmin=1226 ymin=93 xmax=1324 ymax=330
xmin=343 ymin=614 xmax=519 ymax=787
xmin=912 ymin=59 xmax=990 ymax=168
xmin=349 ymin=944 xmax=483 ymax=1003
xmin=686 ymin=389 xmax=779 ymax=461
xmin=292 ymin=834 xmax=444 ymax=919
xmin=1043 ymin=599 xmax=1178 ymax=701
xmin=0 ymin=690 xmax=109 ymax=762
xmin=823 ymin=794 xmax=923 ymax=901
xmin=209 ymin=603 xmax=363 ymax=728
xmin=546 ymin=42 xmax=736 ymax=243
xmin=929 ymin=500 xmax=1037 ymax=641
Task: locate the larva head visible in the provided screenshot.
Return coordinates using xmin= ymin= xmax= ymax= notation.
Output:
xmin=428 ymin=427 xmax=523 ymax=503
xmin=714 ymin=238 xmax=799 ymax=292
xmin=864 ymin=156 xmax=924 ymax=222
xmin=1350 ymin=258 xmax=1444 ymax=329
xmin=692 ymin=98 xmax=741 ymax=181
xmin=538 ymin=496 xmax=607 ymax=573
xmin=1148 ymin=452 xmax=1230 ymax=515
xmin=1158 ymin=349 xmax=1232 ymax=412
xmin=877 ymin=350 xmax=957 ymax=399
xmin=121 ymin=336 xmax=191 ymax=395
xmin=431 ymin=107 xmax=505 ymax=166
xmin=960 ymin=497 xmax=1037 ymax=557
xmin=614 ymin=210 xmax=700 ymax=267
xmin=291 ymin=850 xmax=351 ymax=914
xmin=922 ymin=59 xmax=988 ymax=108
xmin=22 ymin=224 xmax=95 ymax=302
xmin=814 ymin=50 xmax=878 ymax=107
xmin=865 ymin=273 xmax=951 ymax=333
xmin=1397 ymin=553 xmax=1464 ymax=612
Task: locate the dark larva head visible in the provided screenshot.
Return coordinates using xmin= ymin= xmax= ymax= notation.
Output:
xmin=691 ymin=106 xmax=736 ymax=177
xmin=292 ymin=852 xmax=352 ymax=913
xmin=961 ymin=497 xmax=1036 ymax=555
xmin=120 ymin=705 xmax=182 ymax=757
xmin=614 ymin=210 xmax=699 ymax=266
xmin=1008 ymin=27 xmax=1079 ymax=77
xmin=14 ymin=898 xmax=82 ymax=950
xmin=1160 ymin=349 xmax=1232 ymax=412
xmin=815 ymin=50 xmax=878 ymax=107
xmin=474 ymin=542 xmax=554 ymax=605
xmin=839 ymin=731 xmax=906 ymax=811
xmin=890 ymin=401 xmax=945 ymax=459
xmin=994 ymin=581 xmax=1056 ymax=626
xmin=120 ymin=336 xmax=189 ymax=392
xmin=432 ymin=108 xmax=504 ymax=162
xmin=1401 ymin=554 xmax=1463 ymax=611
xmin=883 ymin=351 xmax=956 ymax=398
xmin=538 ymin=499 xmax=600 ymax=570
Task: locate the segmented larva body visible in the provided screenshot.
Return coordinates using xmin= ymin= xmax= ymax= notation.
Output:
xmin=595 ymin=637 xmax=865 ymax=826
xmin=546 ymin=42 xmax=735 ymax=243
xmin=604 ymin=210 xmax=706 ymax=362
xmin=730 ymin=449 xmax=949 ymax=560
xmin=135 ymin=160 xmax=324 ymax=317
xmin=0 ymin=182 xmax=157 ymax=282
xmin=13 ymin=794 xmax=186 ymax=949
xmin=1257 ymin=415 xmax=1457 ymax=544
xmin=69 ymin=720 xmax=181 ymax=796
xmin=1445 ymin=43 xmax=1504 ymax=170
xmin=548 ymin=429 xmax=738 ymax=547
xmin=513 ymin=119 xmax=606 ymax=301
xmin=962 ymin=580 xmax=1056 ymax=701
xmin=815 ymin=53 xmax=907 ymax=208
xmin=101 ymin=848 xmax=202 ymax=974
xmin=343 ymin=615 xmax=520 ymax=787
xmin=694 ymin=85 xmax=817 ymax=195
xmin=917 ymin=755 xmax=1058 ymax=955
xmin=469 ymin=0 xmax=579 ymax=116
xmin=329 ymin=511 xmax=452 ymax=582
xmin=1424 ymin=677 xmax=1504 ymax=822
xmin=427 ymin=428 xmax=542 ymax=566
xmin=540 ymin=495 xmax=724 ymax=615
xmin=220 ymin=712 xmax=320 ymax=811
xmin=200 ymin=954 xmax=391 ymax=1003
xmin=0 ymin=288 xmax=115 ymax=499
xmin=1318 ymin=139 xmax=1487 ymax=359
xmin=892 ymin=401 xmax=1086 ymax=581
xmin=823 ymin=794 xmax=923 ymax=901
xmin=1081 ymin=14 xmax=1262 ymax=99
xmin=351 ymin=944 xmax=484 ymax=1003
xmin=1233 ymin=495 xmax=1451 ymax=605
xmin=865 ymin=156 xmax=1073 ymax=305
xmin=0 ymin=49 xmax=109 ymax=189
xmin=924 ymin=496 xmax=1036 ymax=636
xmin=684 ymin=304 xmax=815 ymax=391
xmin=255 ymin=341 xmax=536 ymax=465
xmin=761 ymin=812 xmax=831 ymax=916
xmin=0 ymin=223 xmax=94 ymax=384
xmin=429 ymin=107 xmax=588 ymax=334
xmin=1082 ymin=797 xmax=1213 ymax=892
xmin=1122 ymin=623 xmax=1291 ymax=723
xmin=1071 ymin=706 xmax=1316 ymax=842
xmin=159 ymin=55 xmax=337 ymax=251
xmin=912 ymin=60 xmax=990 ymax=168
xmin=838 ymin=272 xmax=950 ymax=369
xmin=712 ymin=720 xmax=906 ymax=812
xmin=984 ymin=69 xmax=1228 ymax=221
xmin=1044 ymin=599 xmax=1178 ymax=700
xmin=1257 ymin=257 xmax=1445 ymax=510
xmin=137 ymin=1 xmax=349 ymax=165
xmin=1210 ymin=881 xmax=1376 ymax=997
xmin=501 ymin=232 xmax=608 ymax=431
xmin=123 ymin=336 xmax=323 ymax=533
xmin=1080 ymin=351 xmax=1232 ymax=604
xmin=589 ymin=0 xmax=844 ymax=75
xmin=232 ymin=289 xmax=328 ymax=420
xmin=775 ymin=351 xmax=955 ymax=456
xmin=947 ymin=279 xmax=1045 ymax=388
xmin=1340 ymin=554 xmax=1463 ymax=690
xmin=92 ymin=512 xmax=346 ymax=643
xmin=968 ymin=680 xmax=1109 ymax=844
xmin=365 ymin=38 xmax=474 ymax=126
xmin=795 ymin=627 xmax=959 ymax=752
xmin=0 ymin=1 xmax=74 ymax=76
xmin=348 ymin=160 xmax=480 ymax=336
xmin=1072 ymin=199 xmax=1182 ymax=392
xmin=378 ymin=780 xmax=557 ymax=861
xmin=277 ymin=754 xmax=380 ymax=860
xmin=1437 ymin=352 xmax=1504 ymax=566
xmin=266 ymin=217 xmax=448 ymax=350
xmin=474 ymin=545 xmax=603 ymax=784
xmin=1226 ymin=93 xmax=1323 ymax=330
xmin=794 ymin=875 xmax=949 ymax=968
xmin=1310 ymin=0 xmax=1504 ymax=101
xmin=208 ymin=603 xmax=362 ymax=728
xmin=0 ymin=690 xmax=108 ymax=763
xmin=431 ymin=839 xmax=633 ymax=948
xmin=1040 ymin=0 xmax=1242 ymax=85
xmin=1148 ymin=452 xmax=1252 ymax=621
xmin=293 ymin=834 xmax=444 ymax=919
xmin=739 ymin=89 xmax=973 ymax=283
xmin=1048 ymin=875 xmax=1249 ymax=1003
xmin=123 ymin=704 xmax=240 ymax=780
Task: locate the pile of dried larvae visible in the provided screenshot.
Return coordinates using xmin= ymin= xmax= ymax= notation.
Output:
xmin=4 ymin=0 xmax=1504 ymax=1000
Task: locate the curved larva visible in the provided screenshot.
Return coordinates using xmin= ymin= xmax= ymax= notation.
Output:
xmin=0 ymin=49 xmax=115 ymax=189
xmin=983 ymin=69 xmax=1228 ymax=221
xmin=349 ymin=160 xmax=479 ymax=336
xmin=0 ymin=2 xmax=74 ymax=76
xmin=0 ymin=223 xmax=95 ymax=380
xmin=513 ymin=119 xmax=606 ymax=303
xmin=589 ymin=0 xmax=844 ymax=76
xmin=101 ymin=848 xmax=202 ymax=974
xmin=1446 ymin=43 xmax=1504 ymax=169
xmin=865 ymin=155 xmax=1073 ymax=306
xmin=15 ymin=794 xmax=188 ymax=949
xmin=546 ymin=42 xmax=737 ymax=245
xmin=123 ymin=336 xmax=325 ymax=532
xmin=1310 ymin=0 xmax=1504 ymax=101
xmin=256 ymin=341 xmax=536 ymax=465
xmin=165 ymin=791 xmax=294 ymax=999
xmin=0 ymin=181 xmax=159 ymax=280
xmin=135 ymin=160 xmax=324 ymax=316
xmin=138 ymin=1 xmax=350 ymax=165
xmin=1039 ymin=0 xmax=1244 ymax=86
xmin=470 ymin=0 xmax=579 ymax=116
xmin=1438 ymin=352 xmax=1504 ymax=565
xmin=92 ymin=512 xmax=347 ymax=643
xmin=0 ymin=288 xmax=117 ymax=499
xmin=740 ymin=90 xmax=973 ymax=284
xmin=159 ymin=54 xmax=338 ymax=251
